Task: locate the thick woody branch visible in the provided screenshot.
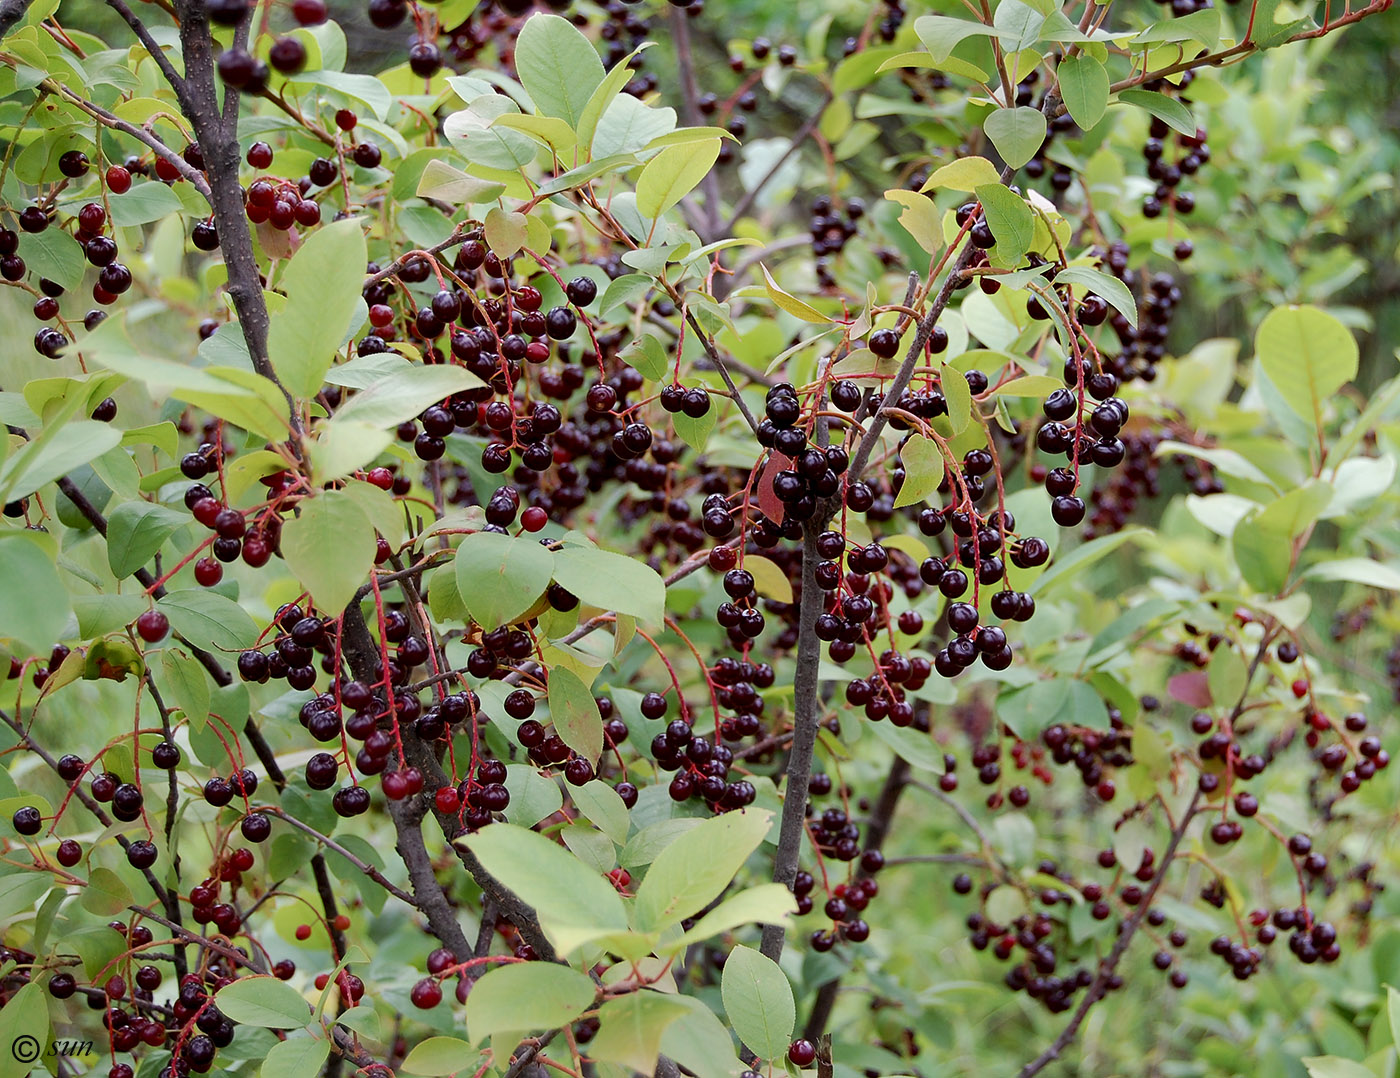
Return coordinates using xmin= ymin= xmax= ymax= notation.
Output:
xmin=0 ymin=0 xmax=36 ymax=38
xmin=338 ymin=602 xmax=559 ymax=962
xmin=171 ymin=0 xmax=289 ymax=409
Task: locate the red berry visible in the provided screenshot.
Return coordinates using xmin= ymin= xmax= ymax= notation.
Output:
xmin=366 ymin=466 xmax=394 ymax=490
xmin=194 ymin=558 xmax=223 ymax=587
xmin=106 ymin=166 xmax=132 ymax=193
xmin=192 ymin=498 xmax=222 ymax=527
xmin=154 ymin=156 xmax=180 ymax=183
xmin=136 ymin=610 xmax=170 ymax=643
xmin=520 ymin=506 xmax=548 ymax=532
xmin=291 ymin=0 xmax=328 ymax=24
xmin=295 ymin=924 xmax=312 ymax=941
xmin=434 ymin=787 xmax=460 ymax=814
xmin=788 ymin=1040 xmax=817 ymax=1067
xmin=1291 ymin=679 xmax=1309 ymax=699
xmin=411 ymin=978 xmax=442 ymax=1009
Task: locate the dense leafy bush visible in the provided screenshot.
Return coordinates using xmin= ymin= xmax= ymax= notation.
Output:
xmin=0 ymin=1 xmax=1398 ymax=1076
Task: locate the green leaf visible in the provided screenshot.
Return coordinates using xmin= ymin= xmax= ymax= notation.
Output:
xmin=975 ymin=183 xmax=1034 ymax=265
xmin=982 ymin=107 xmax=1046 ymax=170
xmin=1031 ymin=527 xmax=1151 ymax=596
xmin=676 ymin=883 xmax=797 ymax=948
xmin=287 ymin=70 xmax=393 ymax=121
xmin=636 ymin=139 xmax=722 ymax=219
xmin=82 ymin=319 xmax=290 ymax=443
xmin=280 ymin=489 xmax=377 ymax=615
xmin=995 ymin=375 xmax=1064 ymax=397
xmin=662 ymin=997 xmax=746 ymax=1078
xmin=266 ymin=217 xmax=368 ymax=400
xmin=331 ymin=363 xmax=483 ymax=429
xmin=553 ymin=545 xmax=667 ymax=624
xmin=913 ymin=15 xmax=1011 ymax=61
xmin=400 ymin=1036 xmax=478 ymax=1076
xmin=260 ymin=1034 xmax=329 ymax=1078
xmin=18 ymin=227 xmax=84 ymax=290
xmin=942 ymin=363 xmax=972 ymax=436
xmin=80 ymin=866 xmax=134 ymax=916
xmin=536 ymin=154 xmax=641 ymax=197
xmin=993 ymin=0 xmax=1045 ymax=49
xmin=0 ymin=531 xmax=70 ymax=654
xmin=621 ymin=335 xmax=670 ymax=382
xmin=893 ymin=434 xmax=946 ymax=509
xmin=673 ymin=403 xmax=717 ymax=450
xmin=589 ymin=992 xmax=691 ymax=1075
xmin=579 ymin=45 xmax=652 ymax=153
xmin=504 ymin=764 xmax=565 ymax=827
xmin=415 ymin=158 xmax=506 ymax=204
xmin=158 ymin=649 xmax=210 ymax=731
xmin=1056 ymin=55 xmax=1109 ymax=130
xmin=633 ymin=809 xmax=773 ymax=932
xmin=884 ymin=191 xmax=943 ymax=255
xmin=108 ymin=182 xmax=185 ymax=226
xmin=514 ymin=13 xmax=605 ymax=127
xmin=484 ymin=205 xmax=529 ymax=258
xmin=1303 ymin=558 xmax=1400 ymax=592
xmin=571 ymin=780 xmax=630 ymax=844
xmin=1254 ymin=305 xmax=1358 ymax=425
xmin=308 ymin=420 xmax=392 ymax=482
xmin=865 ymin=719 xmax=946 ymax=770
xmin=1054 ymin=267 xmax=1138 ymax=328
xmin=1133 ymin=7 xmax=1220 ymax=48
xmin=493 ymin=112 xmax=577 ymax=151
xmin=214 ymin=977 xmax=313 ymax=1029
xmin=1206 ymin=645 xmax=1248 ymax=707
xmin=444 ymin=95 xmax=538 ymax=170
xmin=1301 ymin=1059 xmax=1376 ymax=1078
xmin=920 ymin=156 xmax=1002 ymax=192
xmin=1232 ymin=510 xmax=1291 ymax=595
xmin=465 ymin=962 xmax=596 ymax=1044
xmin=745 ymin=555 xmax=794 ymax=603
xmin=105 ymin=501 xmax=190 ymax=579
xmin=594 ymin=96 xmax=679 ymax=160
xmin=454 ymin=531 xmax=555 ymax=629
xmin=335 ymin=1006 xmax=381 ymax=1040
xmin=157 ymin=589 xmax=260 ymax=652
xmin=0 ymin=419 xmax=122 ymax=501
xmin=548 ymin=666 xmax=604 ymax=764
xmin=720 ymin=945 xmax=795 ymax=1061
xmin=759 ymin=264 xmax=828 ymax=323
xmin=1117 ymin=89 xmax=1195 ymax=136
xmin=460 ymin=823 xmax=628 ymax=953
xmin=74 ymin=593 xmax=145 ymax=640
xmin=0 ymin=983 xmax=49 ymax=1078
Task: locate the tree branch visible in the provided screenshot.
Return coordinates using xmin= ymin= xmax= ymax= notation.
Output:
xmin=759 ymin=521 xmax=825 ymax=962
xmin=171 ymin=0 xmax=290 ymax=411
xmin=387 ymin=793 xmax=477 ymax=959
xmin=338 ymin=602 xmax=559 ymax=962
xmin=668 ymin=7 xmax=722 ymax=242
xmin=0 ymin=0 xmax=36 ymax=39
xmin=803 ymin=755 xmax=910 ymax=1039
xmin=105 ymin=0 xmax=187 ymax=97
xmin=725 ymin=92 xmax=834 ymax=233
xmin=1014 ymin=788 xmax=1202 ymax=1078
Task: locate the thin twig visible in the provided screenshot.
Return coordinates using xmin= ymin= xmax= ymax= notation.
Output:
xmin=725 ymin=92 xmax=834 ymax=232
